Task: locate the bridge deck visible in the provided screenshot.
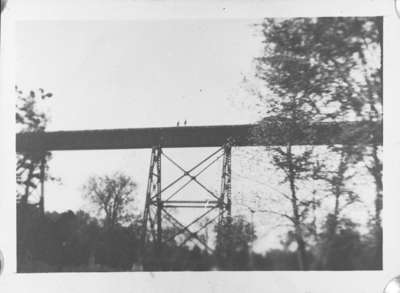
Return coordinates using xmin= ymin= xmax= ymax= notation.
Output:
xmin=16 ymin=121 xmax=382 ymax=152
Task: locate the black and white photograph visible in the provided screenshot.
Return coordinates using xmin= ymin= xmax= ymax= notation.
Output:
xmin=14 ymin=16 xmax=383 ymax=273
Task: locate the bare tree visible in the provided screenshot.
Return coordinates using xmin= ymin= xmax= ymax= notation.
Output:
xmin=82 ymin=172 xmax=138 ymax=229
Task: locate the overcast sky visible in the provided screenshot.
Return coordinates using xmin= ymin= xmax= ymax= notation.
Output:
xmin=16 ymin=19 xmax=375 ymax=252
xmin=16 ymin=19 xmax=263 ymax=130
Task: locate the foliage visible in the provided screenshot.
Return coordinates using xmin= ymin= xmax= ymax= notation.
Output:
xmin=215 ymin=216 xmax=256 ymax=269
xmin=255 ymin=17 xmax=381 ymax=122
xmin=251 ymin=17 xmax=382 ymax=269
xmin=17 ymin=206 xmax=137 ymax=272
xmin=17 ymin=205 xmax=379 ymax=272
xmin=311 ymin=216 xmax=382 ymax=270
xmin=17 ymin=206 xmax=215 ymax=272
xmin=82 ymin=172 xmax=138 ymax=229
xmin=16 ymin=87 xmax=54 ymax=205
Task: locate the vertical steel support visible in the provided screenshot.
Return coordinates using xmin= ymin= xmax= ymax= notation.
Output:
xmin=226 ymin=145 xmax=232 ymax=220
xmin=216 ymin=144 xmax=233 ymax=268
xmin=219 ymin=144 xmax=232 ymax=224
xmin=141 ymin=148 xmax=155 ymax=252
xmin=155 ymin=147 xmax=162 ymax=252
xmin=140 ymin=146 xmax=162 ymax=268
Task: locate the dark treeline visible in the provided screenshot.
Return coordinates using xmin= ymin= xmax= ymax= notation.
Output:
xmin=17 ymin=203 xmax=380 ymax=272
xmin=17 ymin=204 xmax=214 ymax=272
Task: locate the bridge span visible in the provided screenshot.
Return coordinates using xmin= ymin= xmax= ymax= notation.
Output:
xmin=16 ymin=120 xmax=382 ymax=153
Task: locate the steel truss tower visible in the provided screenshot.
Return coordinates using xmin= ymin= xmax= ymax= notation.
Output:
xmin=140 ymin=143 xmax=232 ymax=269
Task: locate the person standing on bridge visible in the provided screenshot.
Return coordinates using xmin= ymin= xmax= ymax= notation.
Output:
xmin=176 ymin=121 xmax=180 ymax=127
xmin=184 ymin=119 xmax=187 ymax=126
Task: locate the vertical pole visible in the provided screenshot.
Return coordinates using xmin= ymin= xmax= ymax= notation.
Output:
xmin=139 ymin=147 xmax=156 ymax=270
xmin=39 ymin=155 xmax=46 ymax=216
xmin=155 ymin=147 xmax=162 ymax=253
xmin=138 ymin=146 xmax=163 ymax=270
xmin=218 ymin=143 xmax=232 ymax=225
xmin=224 ymin=144 xmax=232 ymax=268
xmin=225 ymin=145 xmax=232 ymax=220
xmin=218 ymin=151 xmax=227 ymax=226
xmin=217 ymin=143 xmax=232 ymax=268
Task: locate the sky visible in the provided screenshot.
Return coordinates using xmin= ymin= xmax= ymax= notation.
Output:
xmin=16 ymin=19 xmax=262 ymax=130
xmin=15 ymin=19 xmax=376 ymax=252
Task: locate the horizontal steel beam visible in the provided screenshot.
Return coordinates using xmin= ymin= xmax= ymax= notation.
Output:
xmin=163 ymin=205 xmax=219 ymax=209
xmin=162 ymin=200 xmax=219 ymax=204
xmin=16 ymin=121 xmax=382 ymax=153
xmin=149 ymin=200 xmax=219 ymax=206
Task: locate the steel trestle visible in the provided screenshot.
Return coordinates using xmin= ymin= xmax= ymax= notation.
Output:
xmin=140 ymin=143 xmax=232 ymax=268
